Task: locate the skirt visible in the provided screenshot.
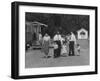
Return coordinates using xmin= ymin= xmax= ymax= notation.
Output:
xmin=42 ymin=41 xmax=49 ymax=55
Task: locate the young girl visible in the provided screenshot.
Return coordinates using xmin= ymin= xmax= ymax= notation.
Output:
xmin=61 ymin=41 xmax=67 ymax=57
xmin=76 ymin=44 xmax=80 ymax=56
xmin=53 ymin=41 xmax=58 ymax=58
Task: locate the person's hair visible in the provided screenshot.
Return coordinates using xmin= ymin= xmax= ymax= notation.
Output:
xmin=63 ymin=41 xmax=66 ymax=44
xmin=45 ymin=33 xmax=48 ymax=35
xmin=68 ymin=32 xmax=71 ymax=35
xmin=57 ymin=31 xmax=60 ymax=34
xmin=77 ymin=44 xmax=80 ymax=46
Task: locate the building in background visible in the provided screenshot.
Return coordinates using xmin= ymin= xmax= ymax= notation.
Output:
xmin=77 ymin=28 xmax=88 ymax=39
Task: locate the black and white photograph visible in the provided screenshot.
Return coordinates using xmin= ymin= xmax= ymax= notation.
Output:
xmin=25 ymin=12 xmax=90 ymax=68
xmin=11 ymin=2 xmax=97 ymax=79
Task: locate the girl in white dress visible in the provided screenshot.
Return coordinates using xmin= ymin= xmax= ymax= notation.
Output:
xmin=61 ymin=42 xmax=67 ymax=56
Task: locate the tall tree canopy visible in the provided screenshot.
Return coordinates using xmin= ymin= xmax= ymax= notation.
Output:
xmin=26 ymin=12 xmax=89 ymax=38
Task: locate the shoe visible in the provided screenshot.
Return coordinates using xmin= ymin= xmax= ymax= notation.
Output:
xmin=47 ymin=56 xmax=51 ymax=58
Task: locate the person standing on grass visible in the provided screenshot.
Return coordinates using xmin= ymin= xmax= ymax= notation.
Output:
xmin=76 ymin=44 xmax=80 ymax=56
xmin=61 ymin=41 xmax=68 ymax=57
xmin=53 ymin=41 xmax=58 ymax=58
xmin=69 ymin=32 xmax=76 ymax=56
xmin=42 ymin=33 xmax=51 ymax=58
xmin=53 ymin=32 xmax=62 ymax=58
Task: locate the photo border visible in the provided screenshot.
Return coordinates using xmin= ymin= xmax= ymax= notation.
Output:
xmin=11 ymin=1 xmax=98 ymax=79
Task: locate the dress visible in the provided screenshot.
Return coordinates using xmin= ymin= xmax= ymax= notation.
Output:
xmin=61 ymin=45 xmax=67 ymax=54
xmin=77 ymin=46 xmax=80 ymax=55
xmin=42 ymin=36 xmax=50 ymax=55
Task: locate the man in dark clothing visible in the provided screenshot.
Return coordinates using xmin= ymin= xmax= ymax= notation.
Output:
xmin=69 ymin=32 xmax=76 ymax=56
xmin=56 ymin=40 xmax=62 ymax=57
xmin=53 ymin=32 xmax=62 ymax=58
xmin=69 ymin=41 xmax=75 ymax=56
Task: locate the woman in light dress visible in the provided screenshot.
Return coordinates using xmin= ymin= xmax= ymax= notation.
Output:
xmin=42 ymin=33 xmax=51 ymax=58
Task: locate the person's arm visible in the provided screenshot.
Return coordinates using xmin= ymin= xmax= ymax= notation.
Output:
xmin=60 ymin=38 xmax=63 ymax=46
xmin=68 ymin=36 xmax=71 ymax=41
xmin=74 ymin=36 xmax=77 ymax=45
xmin=53 ymin=35 xmax=57 ymax=41
xmin=49 ymin=36 xmax=51 ymax=45
xmin=42 ymin=37 xmax=44 ymax=45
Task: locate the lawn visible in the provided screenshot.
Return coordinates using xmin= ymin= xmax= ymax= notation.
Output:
xmin=25 ymin=39 xmax=89 ymax=68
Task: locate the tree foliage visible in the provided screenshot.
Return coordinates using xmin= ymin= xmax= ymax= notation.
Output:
xmin=26 ymin=12 xmax=89 ymax=38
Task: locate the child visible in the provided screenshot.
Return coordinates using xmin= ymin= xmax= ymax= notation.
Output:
xmin=53 ymin=41 xmax=58 ymax=58
xmin=61 ymin=41 xmax=67 ymax=57
xmin=76 ymin=44 xmax=80 ymax=56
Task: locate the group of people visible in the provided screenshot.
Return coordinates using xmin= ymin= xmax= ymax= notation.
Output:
xmin=40 ymin=32 xmax=80 ymax=58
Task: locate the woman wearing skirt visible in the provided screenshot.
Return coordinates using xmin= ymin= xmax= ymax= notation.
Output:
xmin=42 ymin=33 xmax=51 ymax=58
